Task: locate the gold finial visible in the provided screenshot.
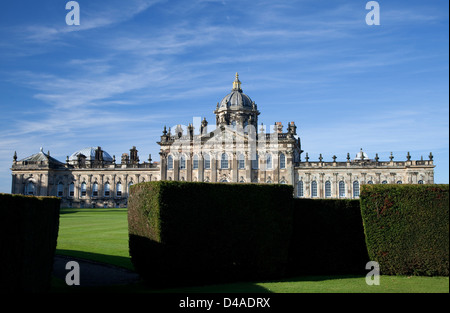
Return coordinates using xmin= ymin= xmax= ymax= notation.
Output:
xmin=232 ymin=72 xmax=242 ymax=91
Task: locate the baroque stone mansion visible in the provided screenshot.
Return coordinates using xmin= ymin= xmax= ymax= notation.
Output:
xmin=11 ymin=74 xmax=435 ymax=208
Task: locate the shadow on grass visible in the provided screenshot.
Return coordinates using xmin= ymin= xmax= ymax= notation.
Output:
xmin=55 ymin=249 xmax=133 ymax=270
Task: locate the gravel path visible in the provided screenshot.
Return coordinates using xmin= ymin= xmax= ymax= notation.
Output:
xmin=53 ymin=255 xmax=140 ymax=287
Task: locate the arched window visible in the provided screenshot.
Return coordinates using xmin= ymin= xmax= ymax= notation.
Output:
xmin=104 ymin=182 xmax=110 ymax=197
xmin=382 ymin=180 xmax=388 ymax=184
xmin=266 ymin=153 xmax=272 ymax=169
xmin=167 ymin=155 xmax=173 ymax=170
xmin=311 ymin=181 xmax=317 ymax=197
xmin=25 ymin=181 xmax=35 ymax=195
xmin=238 ymin=154 xmax=245 ymax=169
xmin=367 ymin=181 xmax=374 ymax=185
xmin=221 ymin=153 xmax=228 ymax=169
xmin=193 ymin=154 xmax=199 ymax=169
xmin=397 ymin=181 xmax=403 ymax=184
xmin=325 ymin=181 xmax=331 ymax=198
xmin=204 ymin=153 xmax=211 ymax=169
xmin=297 ymin=181 xmax=304 ymax=197
xmin=280 ymin=153 xmax=286 ymax=169
xmin=116 ymin=182 xmax=122 ymax=197
xmin=57 ymin=182 xmax=64 ymax=197
xmin=339 ymin=181 xmax=345 ymax=198
xmin=353 ymin=181 xmax=360 ymax=198
xmin=56 ymin=182 xmax=64 ymax=197
xmin=220 ymin=178 xmax=228 ymax=183
xmin=418 ymin=180 xmax=424 ymax=184
xmin=92 ymin=182 xmax=99 ymax=197
xmin=81 ymin=182 xmax=87 ymax=197
xmin=69 ymin=182 xmax=75 ymax=197
xmin=252 ymin=153 xmax=259 ymax=169
xmin=180 ymin=155 xmax=186 ymax=169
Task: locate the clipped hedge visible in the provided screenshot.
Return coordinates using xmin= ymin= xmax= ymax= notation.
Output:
xmin=128 ymin=181 xmax=293 ymax=287
xmin=0 ymin=193 xmax=60 ymax=292
xmin=360 ymin=184 xmax=449 ymax=276
xmin=287 ymin=199 xmax=369 ymax=276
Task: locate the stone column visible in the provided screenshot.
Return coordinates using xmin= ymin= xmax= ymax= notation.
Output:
xmin=319 ymin=172 xmax=325 ymax=198
xmin=187 ymin=153 xmax=193 ymax=182
xmin=198 ymin=153 xmax=204 ymax=182
xmin=305 ymin=173 xmax=311 ymax=198
xmin=232 ymin=152 xmax=238 ymax=182
xmin=160 ymin=152 xmax=167 ymax=181
xmin=245 ymin=151 xmax=251 ymax=183
xmin=76 ymin=174 xmax=81 ymax=199
xmin=333 ymin=173 xmax=338 ymax=198
xmin=347 ymin=173 xmax=352 ymax=199
xmin=211 ymin=153 xmax=217 ymax=183
xmin=11 ymin=174 xmax=16 ymax=194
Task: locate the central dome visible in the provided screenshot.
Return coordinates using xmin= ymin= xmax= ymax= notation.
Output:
xmin=218 ymin=73 xmax=254 ymax=109
xmin=69 ymin=147 xmax=113 ymax=162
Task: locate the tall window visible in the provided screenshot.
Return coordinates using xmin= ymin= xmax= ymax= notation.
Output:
xmin=180 ymin=155 xmax=186 ymax=169
xmin=418 ymin=180 xmax=424 ymax=184
xmin=266 ymin=153 xmax=272 ymax=169
xmin=92 ymin=182 xmax=98 ymax=197
xmin=104 ymin=182 xmax=110 ymax=197
xmin=221 ymin=153 xmax=228 ymax=169
xmin=81 ymin=182 xmax=86 ymax=197
xmin=57 ymin=182 xmax=64 ymax=197
xmin=167 ymin=155 xmax=173 ymax=170
xmin=204 ymin=153 xmax=210 ymax=169
xmin=69 ymin=182 xmax=75 ymax=197
xmin=339 ymin=181 xmax=345 ymax=198
xmin=26 ymin=181 xmax=35 ymax=195
xmin=251 ymin=154 xmax=259 ymax=169
xmin=325 ymin=181 xmax=331 ymax=198
xmin=353 ymin=181 xmax=360 ymax=198
xmin=297 ymin=181 xmax=304 ymax=197
xmin=280 ymin=153 xmax=286 ymax=169
xmin=311 ymin=181 xmax=317 ymax=197
xmin=128 ymin=182 xmax=134 ymax=194
xmin=238 ymin=154 xmax=245 ymax=169
xmin=116 ymin=182 xmax=122 ymax=197
xmin=193 ymin=154 xmax=199 ymax=169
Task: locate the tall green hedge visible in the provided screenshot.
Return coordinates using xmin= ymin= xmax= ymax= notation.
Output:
xmin=287 ymin=199 xmax=369 ymax=276
xmin=128 ymin=181 xmax=294 ymax=287
xmin=360 ymin=184 xmax=449 ymax=276
xmin=0 ymin=193 xmax=60 ymax=292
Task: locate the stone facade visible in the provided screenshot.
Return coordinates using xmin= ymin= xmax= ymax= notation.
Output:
xmin=10 ymin=74 xmax=435 ymax=207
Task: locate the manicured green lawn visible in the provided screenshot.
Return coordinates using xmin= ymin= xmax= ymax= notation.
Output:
xmin=57 ymin=208 xmax=132 ymax=269
xmin=55 ymin=208 xmax=449 ymax=293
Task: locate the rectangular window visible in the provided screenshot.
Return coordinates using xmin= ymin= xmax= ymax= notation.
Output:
xmin=238 ymin=157 xmax=245 ymax=169
xmin=339 ymin=181 xmax=345 ymax=198
xmin=252 ymin=154 xmax=258 ymax=169
xmin=297 ymin=181 xmax=304 ymax=197
xmin=325 ymin=181 xmax=331 ymax=198
xmin=311 ymin=181 xmax=317 ymax=197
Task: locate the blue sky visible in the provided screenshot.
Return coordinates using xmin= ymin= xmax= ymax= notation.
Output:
xmin=0 ymin=0 xmax=448 ymax=193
